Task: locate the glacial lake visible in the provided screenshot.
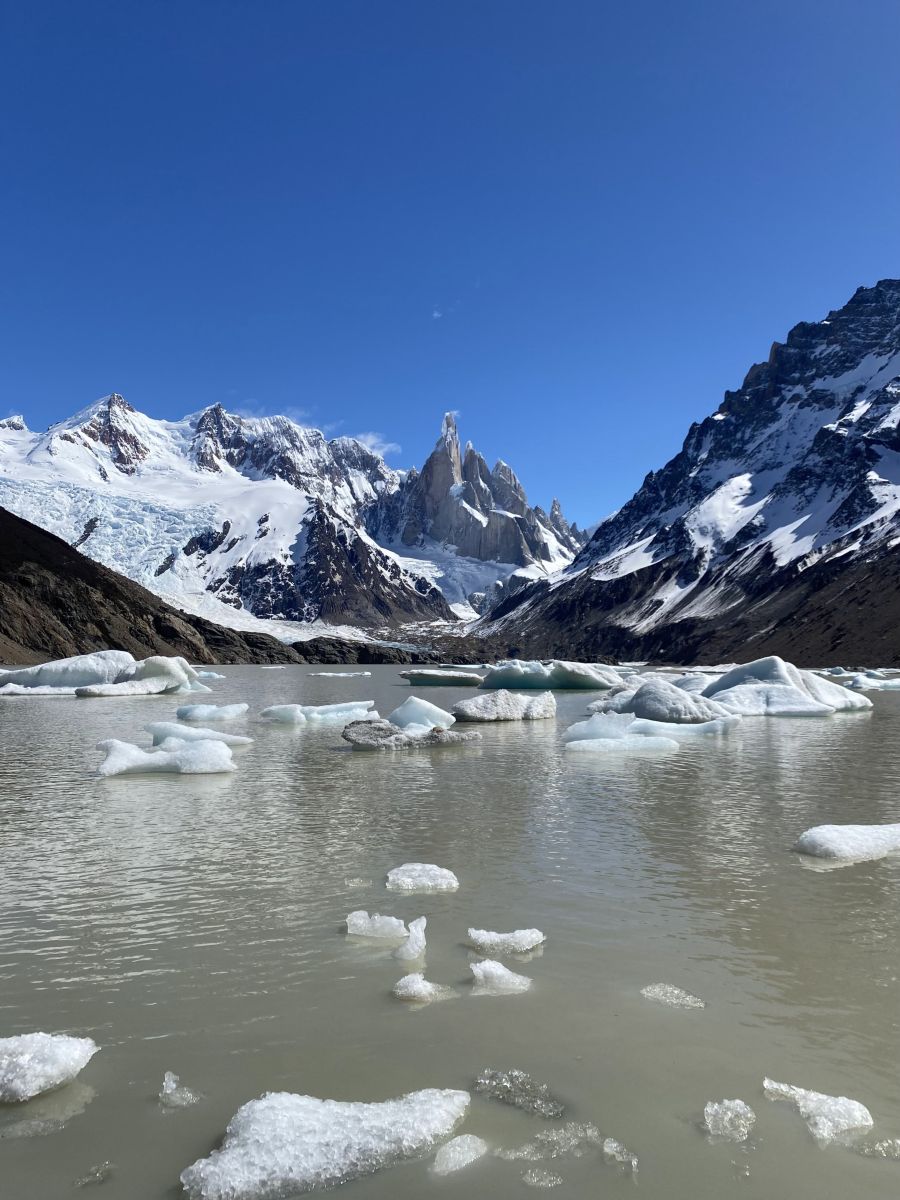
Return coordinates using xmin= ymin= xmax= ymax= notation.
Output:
xmin=2 ymin=665 xmax=900 ymax=1198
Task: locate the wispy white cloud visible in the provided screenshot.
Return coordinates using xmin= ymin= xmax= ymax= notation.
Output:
xmin=432 ymin=308 xmax=443 ymax=320
xmin=354 ymin=431 xmax=401 ymax=457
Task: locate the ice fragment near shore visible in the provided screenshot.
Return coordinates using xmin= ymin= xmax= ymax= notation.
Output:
xmin=467 ymin=928 xmax=545 ymax=955
xmin=392 ymin=974 xmax=455 ymax=1003
xmin=394 ymin=916 xmax=427 ymax=961
xmin=640 ymin=983 xmax=705 ymax=1009
xmin=763 ymin=1077 xmax=873 ymax=1144
xmin=176 ymin=703 xmax=249 ymax=722
xmin=0 ymin=1033 xmax=99 ymax=1102
xmin=345 ymin=911 xmax=408 ymax=939
xmin=703 ymin=1099 xmax=756 ymax=1142
xmin=481 ymin=660 xmax=621 ymax=690
xmin=386 ymin=863 xmax=459 ymax=893
xmin=159 ymin=1071 xmax=202 ymax=1108
xmin=471 ymin=959 xmax=532 ymax=994
xmin=431 ymin=1134 xmax=489 ymax=1174
xmin=146 ymin=722 xmax=252 ymax=747
xmin=179 ymin=1088 xmax=470 ymax=1199
xmin=794 ymin=823 xmax=900 ymax=864
xmin=260 ymin=701 xmax=375 ymax=725
xmin=97 ymin=738 xmax=235 ymax=776
xmin=475 ymin=1069 xmax=564 ymax=1119
xmin=453 ymin=690 xmax=556 ymax=722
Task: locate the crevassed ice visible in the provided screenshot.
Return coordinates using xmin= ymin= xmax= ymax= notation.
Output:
xmin=260 ymin=701 xmax=376 ymax=725
xmin=452 ymin=689 xmax=556 ymax=722
xmin=431 ymin=1134 xmax=489 ymax=1174
xmin=386 ymin=863 xmax=459 ymax=893
xmin=467 ymin=928 xmax=545 ymax=955
xmin=640 ymin=983 xmax=705 ymax=1009
xmin=176 ymin=703 xmax=249 ymax=722
xmin=179 ymin=1088 xmax=471 ymax=1199
xmin=345 ymin=911 xmax=407 ymax=939
xmin=392 ymin=974 xmax=455 ymax=1003
xmin=470 ymin=960 xmax=532 ymax=995
xmin=703 ymin=1099 xmax=756 ymax=1142
xmin=146 ymin=722 xmax=252 ymax=747
xmin=394 ymin=916 xmax=426 ymax=961
xmin=0 ymin=1033 xmax=99 ymax=1102
xmin=387 ymin=696 xmax=455 ymax=730
xmin=96 ymin=738 xmax=235 ymax=777
xmin=793 ymin=823 xmax=900 ymax=864
xmin=763 ymin=1077 xmax=873 ymax=1144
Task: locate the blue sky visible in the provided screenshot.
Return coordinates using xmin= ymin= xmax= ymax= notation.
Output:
xmin=2 ymin=0 xmax=899 ymax=525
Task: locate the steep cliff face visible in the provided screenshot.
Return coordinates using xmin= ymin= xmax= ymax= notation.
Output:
xmin=484 ymin=279 xmax=900 ymax=663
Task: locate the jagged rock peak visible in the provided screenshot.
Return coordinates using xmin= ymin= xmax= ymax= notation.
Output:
xmin=0 ymin=415 xmax=26 ymax=431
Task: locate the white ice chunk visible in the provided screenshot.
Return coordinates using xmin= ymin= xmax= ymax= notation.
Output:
xmin=431 ymin=1134 xmax=489 ymax=1174
xmin=146 ymin=722 xmax=252 ymax=747
xmin=640 ymin=983 xmax=705 ymax=1009
xmin=453 ymin=690 xmax=556 ymax=722
xmin=159 ymin=1071 xmax=202 ymax=1108
xmin=176 ymin=703 xmax=249 ymax=722
xmin=387 ymin=696 xmax=455 ymax=730
xmin=180 ymin=1088 xmax=471 ymax=1199
xmin=399 ymin=669 xmax=485 ymax=686
xmin=794 ymin=823 xmax=900 ymax=864
xmin=703 ymin=656 xmax=872 ymax=716
xmin=628 ymin=716 xmax=736 ymax=738
xmin=96 ymin=738 xmax=235 ymax=776
xmin=566 ymin=735 xmax=678 ymax=756
xmin=307 ymin=671 xmax=372 ymax=677
xmin=345 ymin=911 xmax=408 ymax=939
xmin=763 ymin=1077 xmax=873 ymax=1144
xmin=392 ymin=974 xmax=455 ymax=1003
xmin=563 ymin=712 xmax=636 ymax=742
xmin=394 ymin=916 xmax=427 ymax=961
xmin=196 ymin=671 xmax=226 ymax=680
xmin=470 ymin=959 xmax=532 ymax=994
xmin=260 ymin=701 xmax=375 ymax=725
xmin=76 ymin=675 xmax=176 ymax=697
xmin=342 ymin=720 xmax=480 ymax=750
xmin=467 ymin=928 xmax=545 ymax=955
xmin=619 ymin=678 xmax=734 ymax=723
xmin=481 ymin=660 xmax=621 ymax=690
xmin=386 ymin=863 xmax=459 ymax=893
xmin=76 ymin=655 xmax=209 ymax=698
xmin=703 ymin=1099 xmax=756 ymax=1142
xmin=0 ymin=650 xmax=135 ymax=694
xmin=0 ymin=1033 xmax=99 ymax=1102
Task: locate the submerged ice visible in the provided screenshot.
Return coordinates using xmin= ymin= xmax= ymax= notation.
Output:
xmin=176 ymin=703 xmax=249 ymax=722
xmin=431 ymin=1134 xmax=489 ymax=1174
xmin=640 ymin=983 xmax=706 ymax=1009
xmin=703 ymin=1099 xmax=756 ymax=1142
xmin=474 ymin=1068 xmax=565 ymax=1119
xmin=341 ymin=719 xmax=480 ymax=751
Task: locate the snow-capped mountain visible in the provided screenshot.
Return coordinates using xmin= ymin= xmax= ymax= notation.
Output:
xmin=0 ymin=396 xmax=580 ymax=636
xmin=484 ymin=279 xmax=900 ymax=662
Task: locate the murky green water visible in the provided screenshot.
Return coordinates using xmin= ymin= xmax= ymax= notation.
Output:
xmin=2 ymin=666 xmax=900 ymax=1198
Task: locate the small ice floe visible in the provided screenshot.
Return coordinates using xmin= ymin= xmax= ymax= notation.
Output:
xmin=260 ymin=665 xmax=287 ymax=669
xmin=452 ymin=690 xmax=556 ymax=722
xmin=400 ymin=669 xmax=485 ymax=686
xmin=308 ymin=671 xmax=372 ymax=677
xmin=467 ymin=928 xmax=545 ymax=955
xmin=471 ymin=960 xmax=531 ymax=995
xmin=176 ymin=703 xmax=249 ymax=722
xmin=640 ymin=983 xmax=706 ymax=1009
xmin=179 ymin=1088 xmax=471 ymax=1199
xmin=431 ymin=1133 xmax=489 ymax=1174
xmin=394 ymin=917 xmax=427 ymax=961
xmin=344 ymin=877 xmax=373 ymax=889
xmin=75 ymin=655 xmax=212 ymax=698
xmin=763 ymin=1077 xmax=873 ymax=1144
xmin=474 ymin=1068 xmax=564 ymax=1118
xmin=260 ymin=701 xmax=376 ymax=725
xmin=0 ymin=1033 xmax=99 ymax=1102
xmin=521 ymin=1167 xmax=563 ymax=1188
xmin=96 ymin=738 xmax=235 ymax=777
xmin=386 ymin=863 xmax=459 ymax=893
xmin=387 ymin=696 xmax=455 ymax=732
xmin=480 ymin=660 xmax=621 ymax=691
xmin=392 ymin=974 xmax=455 ymax=1003
xmin=498 ymin=1122 xmax=601 ymax=1161
xmin=703 ymin=1099 xmax=756 ymax=1142
xmin=159 ymin=1071 xmax=202 ymax=1108
xmin=345 ymin=911 xmax=408 ymax=939
xmin=701 ymin=656 xmax=872 ymax=717
xmin=74 ymin=1160 xmax=114 ymax=1187
xmin=145 ymin=722 xmax=252 ymax=747
xmin=0 ymin=650 xmax=212 ymax=697
xmin=563 ymin=712 xmax=680 ymax=757
xmin=196 ymin=671 xmax=226 ymax=680
xmin=794 ymin=823 xmax=900 ymax=865
xmin=341 ymin=719 xmax=479 ymax=750
xmin=603 ymin=1137 xmax=639 ymax=1172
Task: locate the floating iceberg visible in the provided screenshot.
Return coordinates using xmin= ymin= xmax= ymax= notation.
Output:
xmin=96 ymin=738 xmax=235 ymax=777
xmin=394 ymin=916 xmax=427 ymax=961
xmin=345 ymin=911 xmax=408 ymax=939
xmin=794 ymin=823 xmax=900 ymax=864
xmin=159 ymin=1071 xmax=202 ymax=1108
xmin=341 ymin=719 xmax=480 ymax=751
xmin=702 ymin=657 xmax=872 ymax=716
xmin=386 ymin=863 xmax=459 ymax=893
xmin=481 ymin=660 xmax=621 ymax=690
xmin=453 ymin=690 xmax=556 ymax=722
xmin=387 ymin=696 xmax=455 ymax=731
xmin=566 ymin=734 xmax=678 ymax=757
xmin=628 ymin=716 xmax=736 ymax=738
xmin=399 ymin=669 xmax=485 ymax=686
xmin=467 ymin=928 xmax=545 ymax=955
xmin=0 ymin=651 xmax=210 ymax=697
xmin=392 ymin=974 xmax=455 ymax=1003
xmin=196 ymin=671 xmax=226 ymax=680
xmin=146 ymin=722 xmax=252 ymax=748
xmin=260 ymin=701 xmax=376 ymax=725
xmin=474 ymin=1068 xmax=565 ymax=1118
xmin=75 ymin=655 xmax=211 ymax=698
xmin=615 ymin=678 xmax=733 ymax=724
xmin=470 ymin=959 xmax=531 ymax=994
xmin=180 ymin=1088 xmax=471 ymax=1199
xmin=563 ymin=712 xmax=636 ymax=742
xmin=640 ymin=983 xmax=705 ymax=1009
xmin=431 ymin=1134 xmax=489 ymax=1174
xmin=176 ymin=703 xmax=249 ymax=722
xmin=0 ymin=1033 xmax=99 ymax=1102
xmin=307 ymin=671 xmax=372 ymax=677
xmin=703 ymin=1099 xmax=756 ymax=1142
xmin=763 ymin=1077 xmax=873 ymax=1144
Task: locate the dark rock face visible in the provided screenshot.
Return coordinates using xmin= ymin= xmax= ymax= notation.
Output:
xmin=367 ymin=413 xmax=585 ymax=566
xmin=486 ymin=279 xmax=900 ymax=665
